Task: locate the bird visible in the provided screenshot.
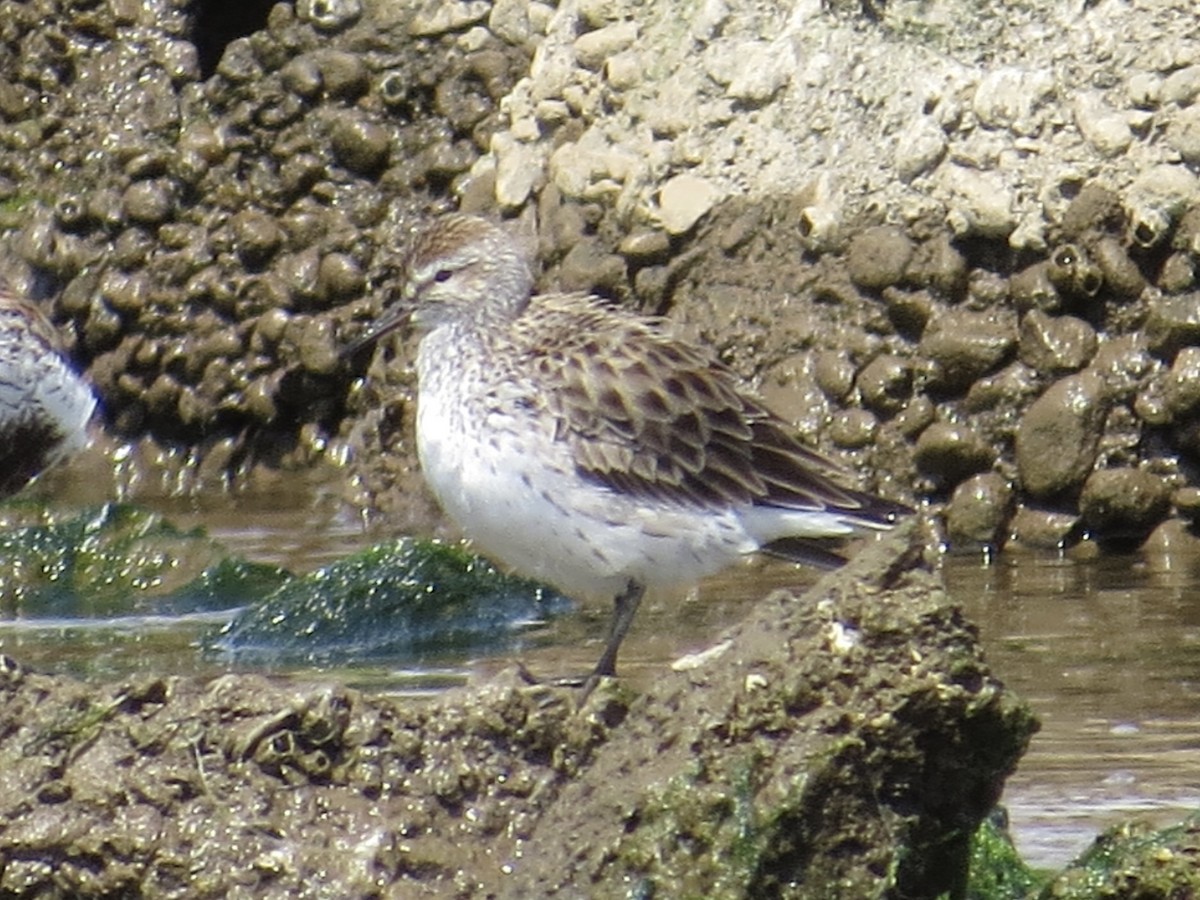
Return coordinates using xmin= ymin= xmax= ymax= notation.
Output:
xmin=345 ymin=213 xmax=909 ymax=692
xmin=0 ymin=286 xmax=96 ymax=498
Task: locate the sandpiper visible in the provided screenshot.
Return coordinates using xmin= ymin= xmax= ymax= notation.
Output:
xmin=346 ymin=214 xmax=908 ymax=688
xmin=0 ymin=287 xmax=96 ymax=498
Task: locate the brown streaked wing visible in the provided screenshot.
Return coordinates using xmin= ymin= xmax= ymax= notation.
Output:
xmin=518 ymin=294 xmax=895 ymax=520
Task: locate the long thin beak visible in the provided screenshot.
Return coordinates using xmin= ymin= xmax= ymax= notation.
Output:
xmin=339 ymin=301 xmax=414 ymax=360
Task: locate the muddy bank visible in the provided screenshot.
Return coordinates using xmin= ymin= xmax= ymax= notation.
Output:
xmin=0 ymin=524 xmax=1035 ymax=898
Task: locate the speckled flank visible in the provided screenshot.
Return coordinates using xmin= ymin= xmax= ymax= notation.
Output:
xmin=0 ymin=296 xmax=95 ymax=497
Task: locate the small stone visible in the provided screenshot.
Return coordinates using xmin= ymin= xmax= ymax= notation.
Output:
xmin=122 ymin=180 xmax=175 ymax=225
xmin=408 ymin=0 xmax=490 ymax=36
xmin=894 ymin=115 xmax=947 ymax=183
xmin=1015 ymin=371 xmax=1107 ymax=497
xmin=1018 ymin=309 xmax=1097 ymax=375
xmin=1166 ymin=105 xmax=1200 ymax=165
xmin=1126 ymin=71 xmax=1162 ymax=109
xmin=493 ymin=133 xmax=543 ymax=210
xmin=1009 ymin=505 xmax=1080 ymax=550
xmin=329 ymin=114 xmax=390 ymax=175
xmin=618 ymin=230 xmax=670 ymax=262
xmin=1090 ymin=235 xmax=1146 ymax=299
xmin=1010 ymin=261 xmax=1061 ymax=314
xmin=488 ymin=0 xmax=531 ymax=44
xmin=812 ymin=351 xmax=855 ymax=402
xmin=1074 ymin=92 xmax=1132 ymax=157
xmin=657 ymin=174 xmax=720 ymax=235
xmin=573 ymin=21 xmax=638 ymax=71
xmin=1060 ymin=182 xmax=1125 ymax=239
xmin=856 ymin=355 xmax=911 ymax=416
xmin=727 ymin=39 xmax=793 ymax=104
xmin=846 ymin=226 xmax=914 ymax=292
xmin=972 ymin=66 xmax=1055 ymax=134
xmin=1161 ymin=65 xmax=1200 ymax=105
xmin=944 ymin=473 xmax=1013 ymax=548
xmin=314 ymin=49 xmax=369 ymax=100
xmin=905 ymin=233 xmax=967 ymax=299
xmin=942 ymin=165 xmax=1016 ymax=238
xmin=1162 ymin=346 xmax=1200 ymax=419
xmin=918 ymin=309 xmax=1016 ymax=393
xmin=557 ymin=238 xmax=627 ymax=296
xmin=1158 ymin=252 xmax=1195 ymax=293
xmin=1145 ymin=292 xmax=1200 ymax=357
xmin=297 ymin=317 xmax=338 ymax=375
xmin=827 ymin=408 xmax=878 ymax=449
xmin=231 ymin=210 xmax=284 ymax=267
xmin=913 ymin=422 xmax=996 ymax=488
xmin=1079 ymin=468 xmax=1171 ymax=541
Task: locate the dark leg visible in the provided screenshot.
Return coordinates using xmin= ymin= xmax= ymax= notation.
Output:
xmin=578 ymin=579 xmax=646 ymax=704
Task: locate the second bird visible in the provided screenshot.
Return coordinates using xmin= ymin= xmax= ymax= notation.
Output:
xmin=346 ymin=214 xmax=909 ymax=689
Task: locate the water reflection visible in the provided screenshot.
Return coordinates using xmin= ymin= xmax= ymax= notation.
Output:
xmin=947 ymin=546 xmax=1200 ymax=868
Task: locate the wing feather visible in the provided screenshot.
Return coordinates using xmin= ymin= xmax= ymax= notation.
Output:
xmin=513 ymin=294 xmax=903 ymax=524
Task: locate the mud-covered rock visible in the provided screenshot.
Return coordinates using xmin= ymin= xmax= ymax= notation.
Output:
xmin=918 ymin=309 xmax=1016 ymax=393
xmin=1079 ymin=468 xmax=1172 ymax=542
xmin=0 ymin=526 xmax=1035 ymax=899
xmin=1015 ymin=371 xmax=1108 ymax=498
xmin=846 ymin=225 xmax=914 ymax=291
xmin=1017 ymin=309 xmax=1098 ymax=375
xmin=944 ymin=473 xmax=1014 ymax=548
xmin=914 ymin=422 xmax=996 ymax=489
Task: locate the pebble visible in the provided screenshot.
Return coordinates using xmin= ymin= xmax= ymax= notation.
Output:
xmin=1079 ymin=468 xmax=1171 ymax=540
xmin=657 ymin=174 xmax=720 ymax=235
xmin=1009 ymin=506 xmax=1080 ymax=550
xmin=1162 ymin=346 xmax=1200 ymax=419
xmin=1166 ymin=105 xmax=1200 ymax=165
xmin=329 ymin=114 xmax=390 ymax=175
xmin=1145 ymin=292 xmax=1200 ymax=357
xmin=846 ymin=225 xmax=914 ymax=291
xmin=894 ymin=115 xmax=947 ymax=183
xmin=918 ymin=309 xmax=1016 ymax=392
xmin=1073 ymin=92 xmax=1132 ymax=157
xmin=1060 ymin=182 xmax=1125 ymax=239
xmin=1009 ymin=262 xmax=1060 ymax=313
xmin=856 ymin=355 xmax=911 ymax=415
xmin=972 ymin=66 xmax=1055 ymax=135
xmin=942 ymin=164 xmax=1016 ymax=238
xmin=812 ymin=351 xmax=856 ymax=402
xmin=408 ymin=0 xmax=490 ymax=36
xmin=826 ymin=408 xmax=878 ymax=449
xmin=913 ymin=421 xmax=996 ymax=488
xmin=1017 ymin=309 xmax=1097 ymax=374
xmin=493 ymin=133 xmax=543 ymax=210
xmin=1015 ymin=371 xmax=1107 ymax=497
xmin=944 ymin=473 xmax=1013 ymax=548
xmin=488 ymin=0 xmax=532 ymax=45
xmin=726 ymin=39 xmax=793 ymax=104
xmin=574 ymin=22 xmax=638 ymax=71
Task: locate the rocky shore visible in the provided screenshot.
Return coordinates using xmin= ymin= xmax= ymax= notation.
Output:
xmin=2 ymin=0 xmax=1200 ymax=895
xmin=2 ymin=0 xmax=1199 ymax=548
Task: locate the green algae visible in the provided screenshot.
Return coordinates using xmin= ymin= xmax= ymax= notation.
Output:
xmin=0 ymin=502 xmax=286 ymax=617
xmin=1038 ymin=814 xmax=1200 ymax=899
xmin=211 ymin=537 xmax=573 ymax=665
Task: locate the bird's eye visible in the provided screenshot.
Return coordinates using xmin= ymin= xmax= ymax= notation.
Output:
xmin=433 ymin=269 xmax=453 ymax=283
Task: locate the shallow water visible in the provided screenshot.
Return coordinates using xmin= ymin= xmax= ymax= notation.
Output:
xmin=1 ymin=479 xmax=1199 ymax=872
